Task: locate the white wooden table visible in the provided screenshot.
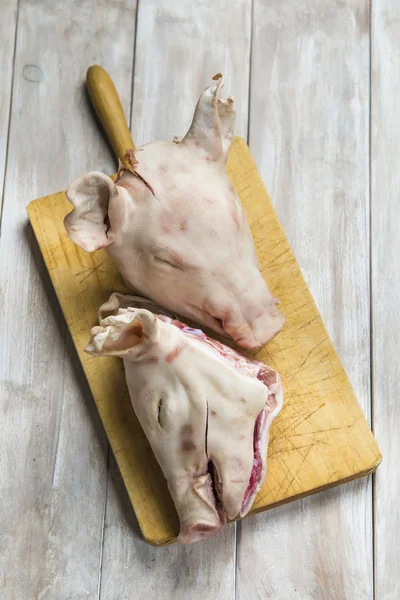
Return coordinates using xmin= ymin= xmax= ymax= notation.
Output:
xmin=0 ymin=1 xmax=397 ymax=598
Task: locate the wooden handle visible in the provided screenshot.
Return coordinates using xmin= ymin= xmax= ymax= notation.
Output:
xmin=86 ymin=65 xmax=135 ymax=167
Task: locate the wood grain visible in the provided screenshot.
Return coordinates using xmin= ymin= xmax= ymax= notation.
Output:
xmin=0 ymin=1 xmax=136 ymax=598
xmin=371 ymin=1 xmax=400 ymax=597
xmin=99 ymin=454 xmax=236 ymax=600
xmin=237 ymin=1 xmax=374 ymax=599
xmin=0 ymin=0 xmax=19 ymax=221
xmin=27 ymin=136 xmax=380 ymax=546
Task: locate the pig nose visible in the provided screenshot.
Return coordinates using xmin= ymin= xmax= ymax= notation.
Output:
xmin=248 ymin=309 xmax=285 ymax=347
xmin=223 ymin=319 xmax=262 ymax=349
xmin=223 ymin=306 xmax=285 ymax=349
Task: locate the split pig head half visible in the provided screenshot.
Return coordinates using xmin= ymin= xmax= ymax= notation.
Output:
xmin=65 ymin=74 xmax=284 ymax=349
xmin=86 ymin=293 xmax=283 ymax=544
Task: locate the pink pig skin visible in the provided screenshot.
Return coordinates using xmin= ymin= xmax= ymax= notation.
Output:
xmin=85 ymin=293 xmax=283 ymax=544
xmin=65 ymin=75 xmax=284 ymax=350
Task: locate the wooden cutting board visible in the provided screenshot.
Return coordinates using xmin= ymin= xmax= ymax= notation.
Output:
xmin=27 ymin=136 xmax=381 ymax=546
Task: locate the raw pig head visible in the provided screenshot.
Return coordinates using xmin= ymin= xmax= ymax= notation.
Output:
xmin=65 ymin=74 xmax=284 ymax=349
xmin=85 ymin=293 xmax=283 ymax=544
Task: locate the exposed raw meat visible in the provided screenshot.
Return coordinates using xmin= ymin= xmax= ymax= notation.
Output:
xmin=64 ymin=74 xmax=284 ymax=349
xmin=86 ymin=293 xmax=283 ymax=544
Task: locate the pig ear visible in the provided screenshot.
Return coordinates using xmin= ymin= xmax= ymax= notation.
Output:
xmin=97 ymin=292 xmax=140 ymax=323
xmin=97 ymin=292 xmax=172 ymax=324
xmin=182 ymin=73 xmax=235 ymax=161
xmin=64 ymin=171 xmax=118 ymax=252
xmin=85 ymin=309 xmax=159 ymax=357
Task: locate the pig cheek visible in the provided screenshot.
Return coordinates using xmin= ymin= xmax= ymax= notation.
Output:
xmin=160 ymin=212 xmax=176 ymax=235
xmin=181 ymin=424 xmax=193 ymax=436
xmin=165 ymin=342 xmax=186 ymax=363
xmin=181 ymin=439 xmax=197 ymax=452
xmin=137 ymin=389 xmax=158 ymax=431
xmin=231 ymin=456 xmax=244 ymax=471
xmin=142 ymin=356 xmax=159 ymax=366
xmin=209 ymin=228 xmax=218 ymax=237
xmin=180 ymin=423 xmax=197 ymax=452
xmin=229 ymin=203 xmax=240 ymax=230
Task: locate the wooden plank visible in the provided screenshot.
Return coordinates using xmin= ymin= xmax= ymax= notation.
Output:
xmin=0 ymin=1 xmax=136 ymax=598
xmin=130 ymin=0 xmax=251 ymax=145
xmin=0 ymin=0 xmax=19 ymax=220
xmin=27 ymin=135 xmax=380 ymax=544
xmin=99 ymin=454 xmax=236 ymax=600
xmin=237 ymin=1 xmax=374 ymax=598
xmin=90 ymin=2 xmax=251 ymax=597
xmin=371 ymin=1 xmax=400 ymax=598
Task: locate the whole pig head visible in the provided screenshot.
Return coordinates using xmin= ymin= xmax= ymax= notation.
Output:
xmin=85 ymin=293 xmax=283 ymax=544
xmin=65 ymin=74 xmax=284 ymax=349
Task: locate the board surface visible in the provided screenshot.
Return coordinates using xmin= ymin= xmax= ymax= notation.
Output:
xmin=27 ymin=137 xmax=381 ymax=545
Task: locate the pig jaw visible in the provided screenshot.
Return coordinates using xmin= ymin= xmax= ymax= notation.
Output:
xmin=150 ymin=315 xmax=284 ymax=527
xmin=170 ymin=471 xmax=227 ymax=545
xmin=171 ymin=373 xmax=282 ymax=538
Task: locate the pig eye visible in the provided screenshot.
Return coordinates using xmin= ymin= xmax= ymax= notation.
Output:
xmin=157 ymin=397 xmax=166 ymax=427
xmin=157 ymin=398 xmax=162 ymax=423
xmin=153 ymin=256 xmax=182 ymax=270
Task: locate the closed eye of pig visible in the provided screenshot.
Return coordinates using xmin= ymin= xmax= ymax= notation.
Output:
xmin=85 ymin=292 xmax=283 ymax=544
xmin=157 ymin=397 xmax=165 ymax=427
xmin=65 ymin=74 xmax=285 ymax=349
xmin=151 ymin=248 xmax=186 ymax=271
xmin=153 ymin=256 xmax=181 ymax=270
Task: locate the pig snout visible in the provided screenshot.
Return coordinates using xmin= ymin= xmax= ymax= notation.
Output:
xmin=222 ymin=305 xmax=285 ymax=349
xmin=204 ymin=277 xmax=285 ymax=349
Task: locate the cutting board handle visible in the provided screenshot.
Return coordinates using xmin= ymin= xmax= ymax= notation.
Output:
xmin=86 ymin=65 xmax=135 ymax=167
